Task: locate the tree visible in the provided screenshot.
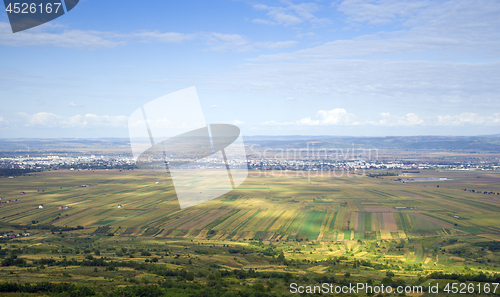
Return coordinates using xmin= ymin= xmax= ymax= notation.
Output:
xmin=381 ymin=277 xmax=393 ymax=286
xmin=277 ymin=251 xmax=285 ymax=263
xmin=254 ymin=283 xmax=265 ymax=292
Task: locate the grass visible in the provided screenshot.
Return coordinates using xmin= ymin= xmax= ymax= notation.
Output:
xmin=364 ymin=213 xmax=372 ymax=231
xmin=328 ymin=212 xmax=338 ymax=232
xmin=297 ymin=211 xmax=327 ymax=241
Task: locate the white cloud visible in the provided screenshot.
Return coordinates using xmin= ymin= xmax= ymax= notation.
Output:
xmin=202 ymin=32 xmax=296 ymax=52
xmin=194 ymin=0 xmax=500 ymax=115
xmin=69 ymin=102 xmax=83 ymax=107
xmin=256 ymin=40 xmax=297 ymax=49
xmin=263 ymin=108 xmax=358 ymax=126
xmin=0 ymin=22 xmax=124 ymax=48
xmin=337 ymin=0 xmax=432 ymax=25
xmin=131 ymin=31 xmax=196 ymax=43
xmin=289 ymin=2 xmax=320 ymax=20
xmin=232 ymin=120 xmax=245 ymax=125
xmin=251 ymin=31 xmax=499 ymax=62
xmin=203 ymin=32 xmax=249 ymax=51
xmin=144 ymin=118 xmax=204 ymax=130
xmin=272 ymin=12 xmax=303 ymax=26
xmin=251 ymin=2 xmax=328 ymax=27
xmin=295 ymin=31 xmax=317 ymax=38
xmin=210 ymin=33 xmax=248 ymax=46
xmin=261 ymin=109 xmax=500 ymax=127
xmin=262 ymin=120 xmax=281 ymax=126
xmin=310 ymin=108 xmax=358 ymax=125
xmin=0 ymin=22 xmax=198 ymax=48
xmin=17 ymin=112 xmax=127 ymax=128
xmin=211 ymin=59 xmax=500 ymax=109
xmin=437 ymin=112 xmax=500 ymax=126
xmin=370 ymin=112 xmax=424 ymax=126
xmin=0 ymin=22 xmax=293 ymax=52
xmin=250 ymin=1 xmax=500 ymax=62
xmin=252 ymin=18 xmax=276 ymax=25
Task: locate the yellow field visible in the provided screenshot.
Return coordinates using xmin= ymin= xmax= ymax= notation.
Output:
xmin=1 ymin=169 xmax=500 ymax=242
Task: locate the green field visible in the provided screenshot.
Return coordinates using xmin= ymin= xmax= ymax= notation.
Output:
xmin=1 ymin=169 xmax=500 ymax=296
xmin=0 ymin=171 xmax=500 ymax=241
xmin=2 ymin=169 xmax=500 ymax=240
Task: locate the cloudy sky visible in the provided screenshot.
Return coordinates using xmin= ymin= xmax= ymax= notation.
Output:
xmin=0 ymin=0 xmax=499 ymax=138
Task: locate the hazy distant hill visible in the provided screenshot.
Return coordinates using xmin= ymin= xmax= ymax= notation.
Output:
xmin=1 ymin=135 xmax=500 ymax=153
xmin=244 ymin=135 xmax=500 ymax=151
xmin=0 ymin=138 xmax=132 ymax=154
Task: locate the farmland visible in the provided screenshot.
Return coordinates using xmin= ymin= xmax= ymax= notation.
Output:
xmin=1 ymin=167 xmax=500 ymax=296
xmin=2 ymin=169 xmax=500 ymax=240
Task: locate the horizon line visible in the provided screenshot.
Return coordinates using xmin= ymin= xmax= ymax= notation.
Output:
xmin=0 ymin=134 xmax=499 ymax=140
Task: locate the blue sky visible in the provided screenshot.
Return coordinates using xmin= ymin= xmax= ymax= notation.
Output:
xmin=0 ymin=0 xmax=499 ymax=138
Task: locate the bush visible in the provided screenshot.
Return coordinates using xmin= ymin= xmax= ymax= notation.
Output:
xmin=0 ymin=282 xmax=95 ymax=296
xmin=254 ymin=283 xmax=265 ymax=292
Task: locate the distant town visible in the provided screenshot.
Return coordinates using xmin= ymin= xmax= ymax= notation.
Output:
xmin=1 ymin=151 xmax=499 ymax=176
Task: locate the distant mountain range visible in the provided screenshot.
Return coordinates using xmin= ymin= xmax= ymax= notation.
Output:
xmin=244 ymin=135 xmax=500 ymax=151
xmin=1 ymin=135 xmax=500 ymax=152
xmin=0 ymin=138 xmax=132 ymax=154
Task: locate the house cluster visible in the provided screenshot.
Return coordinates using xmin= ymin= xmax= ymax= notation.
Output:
xmin=37 ymin=204 xmax=70 ymax=210
xmin=0 ymin=197 xmax=20 ymax=205
xmin=0 ymin=154 xmax=136 ymax=171
xmin=394 ymin=206 xmax=418 ymax=210
xmin=1 ymin=233 xmax=31 ymax=239
xmin=394 ymin=177 xmax=448 ymax=183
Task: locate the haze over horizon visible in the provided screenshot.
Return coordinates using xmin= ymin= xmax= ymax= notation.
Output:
xmin=2 ymin=133 xmax=500 ymax=140
xmin=1 ymin=0 xmax=499 ymax=138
